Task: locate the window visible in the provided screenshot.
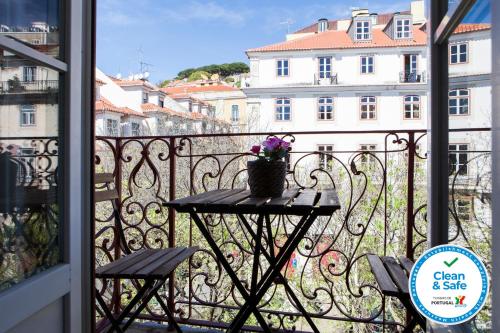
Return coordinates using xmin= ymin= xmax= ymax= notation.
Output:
xmin=456 ymin=198 xmax=472 ymax=221
xmin=450 ymin=43 xmax=468 ymax=64
xmin=404 ymin=95 xmax=421 ymax=119
xmin=106 ymin=119 xmax=119 ymax=136
xmin=449 ymin=144 xmax=468 ymax=175
xmin=360 ymin=144 xmax=377 ymax=166
xmin=449 ymin=89 xmax=470 ymax=115
xmin=20 ymin=105 xmax=36 ymax=126
xmin=319 ymin=57 xmax=332 ymax=79
xmin=360 ymin=96 xmax=376 ymax=119
xmin=159 ymin=99 xmax=164 ymax=107
xmin=361 ymin=56 xmax=374 ymax=74
xmin=23 ymin=66 xmax=37 ymax=82
xmin=131 ymin=122 xmax=141 ymax=136
xmin=277 ymin=59 xmax=289 ymax=77
xmin=275 ymin=98 xmax=291 ymax=121
xmin=318 ymin=145 xmax=334 ymax=170
xmin=231 ymin=105 xmax=240 ymax=122
xmin=142 ymin=91 xmax=149 ymax=104
xmin=355 ymin=21 xmax=371 ymax=40
xmin=18 ymin=148 xmax=36 ymax=182
xmin=318 ymin=97 xmax=334 ymax=120
xmin=395 ymin=19 xmax=412 ymax=39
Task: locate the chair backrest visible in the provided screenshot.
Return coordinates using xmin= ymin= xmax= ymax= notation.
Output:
xmin=0 ymin=152 xmax=19 ymax=211
xmin=94 ymin=173 xmax=132 ymax=255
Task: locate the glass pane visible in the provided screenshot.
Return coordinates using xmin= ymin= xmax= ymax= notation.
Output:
xmin=0 ymin=0 xmax=62 ymax=58
xmin=447 ymin=0 xmax=491 ymax=328
xmin=0 ymin=47 xmax=61 ymax=291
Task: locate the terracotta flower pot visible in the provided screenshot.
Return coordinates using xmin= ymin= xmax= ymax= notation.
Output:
xmin=247 ymin=159 xmax=286 ymax=198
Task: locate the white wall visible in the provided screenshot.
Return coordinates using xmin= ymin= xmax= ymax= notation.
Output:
xmin=250 ymin=47 xmax=427 ymax=87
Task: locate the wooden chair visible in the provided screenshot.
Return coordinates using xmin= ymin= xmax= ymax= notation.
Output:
xmin=367 ymin=255 xmax=426 ymax=332
xmin=94 ymin=173 xmax=197 ymax=332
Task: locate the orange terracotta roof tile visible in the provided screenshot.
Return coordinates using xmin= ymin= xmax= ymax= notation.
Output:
xmin=113 ymin=79 xmax=158 ymax=90
xmin=453 ymin=23 xmax=491 ymax=34
xmin=95 ymin=98 xmax=147 ymax=118
xmin=247 ymin=26 xmax=427 ymax=53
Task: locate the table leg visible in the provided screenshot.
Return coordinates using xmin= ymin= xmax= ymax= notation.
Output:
xmin=238 ymin=214 xmax=320 ymax=332
xmin=250 ymin=214 xmax=264 ymax=294
xmin=230 ymin=212 xmax=319 ymax=333
xmin=187 ymin=208 xmax=272 ymax=332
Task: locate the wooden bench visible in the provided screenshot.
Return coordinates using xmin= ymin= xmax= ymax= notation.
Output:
xmin=95 ymin=173 xmax=198 ymax=332
xmin=366 ymin=254 xmax=426 ymax=332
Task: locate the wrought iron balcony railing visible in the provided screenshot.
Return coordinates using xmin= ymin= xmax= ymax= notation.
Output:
xmin=314 ymin=73 xmax=338 ymax=85
xmin=399 ymin=71 xmax=427 ymax=83
xmin=0 ymin=80 xmax=59 ymax=94
xmin=92 ymin=128 xmax=491 ymax=332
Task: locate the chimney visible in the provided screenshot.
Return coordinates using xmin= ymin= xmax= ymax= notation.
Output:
xmin=411 ymin=0 xmax=426 ymax=24
xmin=351 ymin=8 xmax=369 ymax=18
xmin=318 ymin=18 xmax=328 ymax=32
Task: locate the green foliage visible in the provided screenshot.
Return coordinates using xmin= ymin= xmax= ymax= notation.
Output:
xmin=188 ymin=70 xmax=211 ymax=82
xmin=157 ymin=79 xmax=172 ymax=88
xmin=175 ymin=62 xmax=249 ymax=80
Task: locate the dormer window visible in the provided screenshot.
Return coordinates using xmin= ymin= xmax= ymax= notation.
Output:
xmin=355 ymin=21 xmax=371 ymax=40
xmin=395 ymin=18 xmax=412 ymax=39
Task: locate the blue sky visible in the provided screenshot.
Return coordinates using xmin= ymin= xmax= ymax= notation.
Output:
xmin=97 ymin=0 xmax=417 ymax=82
xmin=96 ymin=0 xmax=491 ymax=83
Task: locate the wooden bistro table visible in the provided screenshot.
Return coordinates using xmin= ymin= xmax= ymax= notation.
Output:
xmin=163 ymin=188 xmax=340 ymax=333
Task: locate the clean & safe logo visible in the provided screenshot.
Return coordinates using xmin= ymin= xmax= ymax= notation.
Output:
xmin=409 ymin=245 xmax=489 ymax=325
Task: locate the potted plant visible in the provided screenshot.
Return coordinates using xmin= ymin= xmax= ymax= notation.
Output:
xmin=247 ymin=137 xmax=291 ymax=198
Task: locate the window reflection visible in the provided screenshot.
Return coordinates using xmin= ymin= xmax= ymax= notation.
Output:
xmin=0 ymin=0 xmax=61 ymax=58
xmin=0 ymin=47 xmax=60 ymax=291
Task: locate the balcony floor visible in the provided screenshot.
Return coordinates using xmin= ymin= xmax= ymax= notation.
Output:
xmin=128 ymin=322 xmax=221 ymax=333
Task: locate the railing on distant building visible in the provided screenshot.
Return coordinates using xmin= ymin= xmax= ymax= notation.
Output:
xmin=399 ymin=71 xmax=427 ymax=83
xmin=314 ymin=73 xmax=338 ymax=85
xmin=0 ymin=80 xmax=59 ymax=94
xmin=92 ymin=128 xmax=491 ymax=332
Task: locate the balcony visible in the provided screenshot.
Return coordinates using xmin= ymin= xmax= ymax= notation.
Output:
xmin=399 ymin=71 xmax=427 ymax=84
xmin=90 ymin=128 xmax=491 ymax=331
xmin=0 ymin=79 xmax=59 ymax=94
xmin=314 ymin=73 xmax=338 ymax=85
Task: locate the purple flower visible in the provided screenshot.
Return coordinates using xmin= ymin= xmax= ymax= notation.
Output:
xmin=263 ymin=137 xmax=281 ymax=151
xmin=250 ymin=145 xmax=261 ymax=154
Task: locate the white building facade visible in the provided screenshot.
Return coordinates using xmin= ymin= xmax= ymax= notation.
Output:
xmin=243 ymin=1 xmax=491 ymax=162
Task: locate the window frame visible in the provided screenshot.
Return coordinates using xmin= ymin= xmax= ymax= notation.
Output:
xmin=23 ymin=66 xmax=37 ymax=82
xmin=318 ymin=144 xmax=334 ymax=170
xmin=360 ymin=55 xmax=375 ymax=74
xmin=395 ymin=18 xmax=412 ymax=39
xmin=20 ymin=104 xmax=36 ymax=126
xmin=231 ymin=104 xmax=240 ymax=122
xmin=355 ymin=20 xmax=371 ymax=41
xmin=449 ymin=42 xmax=469 ymax=64
xmin=360 ymin=96 xmax=377 ymax=120
xmin=449 ymin=143 xmax=469 ymax=176
xmin=275 ymin=97 xmax=291 ymax=121
xmin=403 ymin=95 xmax=421 ymax=119
xmin=317 ymin=96 xmax=334 ymax=121
xmin=448 ymin=89 xmax=470 ymax=116
xmin=131 ymin=122 xmax=141 ymax=136
xmin=318 ymin=57 xmax=332 ymax=79
xmin=276 ymin=59 xmax=290 ymax=77
xmin=106 ymin=118 xmax=119 ymax=136
xmin=359 ymin=144 xmax=378 ymax=166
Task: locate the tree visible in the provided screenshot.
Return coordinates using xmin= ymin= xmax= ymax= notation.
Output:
xmin=175 ymin=62 xmax=250 ymax=80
